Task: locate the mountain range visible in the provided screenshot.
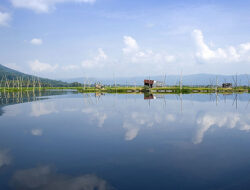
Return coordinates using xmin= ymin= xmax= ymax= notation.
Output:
xmin=0 ymin=64 xmax=67 ymax=86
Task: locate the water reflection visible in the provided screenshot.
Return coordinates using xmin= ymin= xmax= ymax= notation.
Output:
xmin=82 ymin=108 xmax=107 ymax=128
xmin=31 ymin=129 xmax=43 ymax=136
xmin=30 ymin=102 xmax=58 ymax=117
xmin=80 ymin=93 xmax=249 ymax=142
xmin=0 ymin=92 xmax=249 ymax=189
xmin=11 ymin=165 xmax=113 ymax=190
xmin=0 ymin=149 xmax=11 ymax=169
xmin=194 ymin=112 xmax=250 ymax=144
xmin=0 ymin=90 xmax=74 ymax=117
xmin=0 ymin=90 xmax=74 ymax=106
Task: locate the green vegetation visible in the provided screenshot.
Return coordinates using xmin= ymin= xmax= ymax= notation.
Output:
xmin=79 ymin=86 xmax=249 ymax=94
xmin=0 ymin=85 xmax=249 ymax=94
xmin=0 ymin=64 xmax=249 ymax=94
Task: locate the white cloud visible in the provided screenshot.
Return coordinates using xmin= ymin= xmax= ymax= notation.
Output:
xmin=0 ymin=149 xmax=11 ymax=169
xmin=122 ymin=36 xmax=175 ymax=65
xmin=30 ymin=38 xmax=43 ymax=45
xmin=81 ymin=48 xmax=108 ymax=68
xmin=240 ymin=42 xmax=250 ymax=53
xmin=0 ymin=11 xmax=11 ymax=26
xmin=10 ymin=0 xmax=96 ymax=13
xmin=29 ymin=59 xmax=58 ymax=72
xmin=95 ymin=48 xmax=107 ymax=61
xmin=123 ymin=36 xmax=139 ymax=54
xmin=193 ymin=29 xmax=250 ymax=63
xmin=31 ymin=129 xmax=43 ymax=136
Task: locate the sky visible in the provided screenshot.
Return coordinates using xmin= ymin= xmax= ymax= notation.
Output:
xmin=0 ymin=0 xmax=250 ymax=79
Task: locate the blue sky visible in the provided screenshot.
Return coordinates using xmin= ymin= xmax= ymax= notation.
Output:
xmin=0 ymin=0 xmax=250 ymax=79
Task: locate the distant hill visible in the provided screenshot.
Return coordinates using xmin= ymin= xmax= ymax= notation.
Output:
xmin=61 ymin=74 xmax=250 ymax=86
xmin=0 ymin=64 xmax=68 ymax=87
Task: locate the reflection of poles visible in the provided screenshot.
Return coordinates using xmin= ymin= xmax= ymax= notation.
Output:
xmin=32 ymin=88 xmax=36 ymax=102
xmin=27 ymin=91 xmax=30 ymax=102
xmin=20 ymin=90 xmax=23 ymax=103
xmin=163 ymin=94 xmax=166 ymax=108
xmin=17 ymin=91 xmax=20 ymax=103
xmin=216 ymin=92 xmax=218 ymax=106
xmin=7 ymin=92 xmax=10 ymax=104
xmin=232 ymin=94 xmax=238 ymax=110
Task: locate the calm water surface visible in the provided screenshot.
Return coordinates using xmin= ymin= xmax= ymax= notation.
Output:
xmin=0 ymin=91 xmax=249 ymax=190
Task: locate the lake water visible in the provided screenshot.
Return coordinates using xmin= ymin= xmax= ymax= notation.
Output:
xmin=0 ymin=91 xmax=249 ymax=190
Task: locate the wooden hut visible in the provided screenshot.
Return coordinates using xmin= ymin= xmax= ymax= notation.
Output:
xmin=144 ymin=80 xmax=154 ymax=88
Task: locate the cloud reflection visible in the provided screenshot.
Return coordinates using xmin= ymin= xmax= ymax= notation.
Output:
xmin=0 ymin=149 xmax=11 ymax=169
xmin=11 ymin=165 xmax=113 ymax=190
xmin=123 ymin=112 xmax=173 ymax=141
xmin=31 ymin=129 xmax=43 ymax=136
xmin=30 ymin=102 xmax=58 ymax=117
xmin=193 ymin=112 xmax=250 ymax=144
xmin=82 ymin=108 xmax=107 ymax=127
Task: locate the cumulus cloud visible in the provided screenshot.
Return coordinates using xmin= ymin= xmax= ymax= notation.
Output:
xmin=11 ymin=165 xmax=112 ymax=190
xmin=123 ymin=36 xmax=139 ymax=54
xmin=30 ymin=38 xmax=43 ymax=45
xmin=29 ymin=59 xmax=58 ymax=72
xmin=0 ymin=11 xmax=11 ymax=26
xmin=122 ymin=36 xmax=175 ymax=65
xmin=193 ymin=29 xmax=250 ymax=63
xmin=193 ymin=112 xmax=250 ymax=144
xmin=81 ymin=48 xmax=108 ymax=68
xmin=31 ymin=129 xmax=43 ymax=136
xmin=0 ymin=149 xmax=11 ymax=169
xmin=10 ymin=0 xmax=96 ymax=13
